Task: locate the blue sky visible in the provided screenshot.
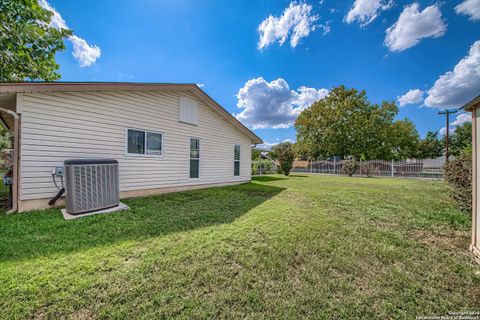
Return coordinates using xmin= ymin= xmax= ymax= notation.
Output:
xmin=43 ymin=0 xmax=480 ymax=147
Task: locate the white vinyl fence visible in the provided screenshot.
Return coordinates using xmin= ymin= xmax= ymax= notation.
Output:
xmin=292 ymin=158 xmax=446 ymax=179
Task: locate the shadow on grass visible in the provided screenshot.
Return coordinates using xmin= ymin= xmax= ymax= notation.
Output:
xmin=0 ymin=183 xmax=285 ymax=262
xmin=252 ymin=175 xmax=289 ymax=182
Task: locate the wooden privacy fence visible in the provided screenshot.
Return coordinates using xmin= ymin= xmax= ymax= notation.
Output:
xmin=291 ymin=158 xmax=446 ymax=178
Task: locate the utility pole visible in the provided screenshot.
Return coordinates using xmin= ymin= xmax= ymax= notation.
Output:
xmin=438 ymin=109 xmax=458 ymax=161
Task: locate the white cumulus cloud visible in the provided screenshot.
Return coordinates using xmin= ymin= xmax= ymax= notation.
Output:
xmin=256 ymin=138 xmax=295 ymax=150
xmin=424 ymin=40 xmax=480 ymax=108
xmin=38 ymin=0 xmax=101 ymax=67
xmin=438 ymin=126 xmax=454 ymax=136
xmin=439 ymin=113 xmax=471 ymax=136
xmin=345 ymin=0 xmax=394 ymax=27
xmin=258 ymin=2 xmax=319 ymax=49
xmin=385 ymin=3 xmax=446 ymax=52
xmin=235 ymin=77 xmax=328 ymax=129
xmin=450 ymin=113 xmax=472 ymax=126
xmin=295 ymin=86 xmax=329 ymax=110
xmin=455 ymin=0 xmax=480 ymax=21
xmin=397 ymin=89 xmax=424 ymax=106
xmin=69 ymin=36 xmax=101 ymax=67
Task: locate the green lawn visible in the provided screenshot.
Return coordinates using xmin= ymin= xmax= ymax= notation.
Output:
xmin=0 ymin=175 xmax=479 ymax=319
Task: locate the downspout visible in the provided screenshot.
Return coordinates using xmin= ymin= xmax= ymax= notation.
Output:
xmin=0 ymin=107 xmax=20 ymax=213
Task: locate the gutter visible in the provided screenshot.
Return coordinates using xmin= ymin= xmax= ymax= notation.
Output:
xmin=0 ymin=106 xmax=20 ymax=213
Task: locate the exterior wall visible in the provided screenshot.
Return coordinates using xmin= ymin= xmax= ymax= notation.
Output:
xmin=18 ymin=90 xmax=252 ymax=210
xmin=474 ymin=107 xmax=480 ymax=257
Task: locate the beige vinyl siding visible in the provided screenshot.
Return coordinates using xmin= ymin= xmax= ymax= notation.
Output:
xmin=19 ymin=90 xmax=252 ymax=200
xmin=475 ymin=108 xmax=480 ymax=250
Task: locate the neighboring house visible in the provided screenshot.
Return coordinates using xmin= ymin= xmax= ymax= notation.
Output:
xmin=0 ymin=82 xmax=262 ymax=212
xmin=462 ymin=95 xmax=480 ymax=260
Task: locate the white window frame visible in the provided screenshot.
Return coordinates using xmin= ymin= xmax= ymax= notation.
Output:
xmin=189 ymin=137 xmax=201 ymax=179
xmin=125 ymin=128 xmax=164 ymax=158
xmin=234 ymin=144 xmax=241 ymax=177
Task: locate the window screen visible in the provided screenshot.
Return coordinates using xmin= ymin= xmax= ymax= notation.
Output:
xmin=234 ymin=145 xmax=240 ymax=176
xmin=127 ymin=129 xmax=162 ymax=156
xmin=190 ymin=138 xmax=200 ymax=178
xmin=128 ymin=129 xmax=145 ymax=154
xmin=147 ymin=132 xmax=162 ymax=155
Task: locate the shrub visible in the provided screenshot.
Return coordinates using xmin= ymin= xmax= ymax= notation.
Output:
xmin=444 ymin=152 xmax=472 ymax=212
xmin=251 ymin=160 xmax=274 ymax=175
xmin=361 ymin=162 xmax=373 ymax=177
xmin=273 ymin=142 xmax=295 ymax=176
xmin=276 ymin=165 xmax=283 ymax=174
xmin=251 ymin=161 xmax=259 ymax=175
xmin=342 ymin=159 xmax=358 ymax=177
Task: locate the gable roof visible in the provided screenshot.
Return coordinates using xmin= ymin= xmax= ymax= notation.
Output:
xmin=460 ymin=95 xmax=480 ymax=112
xmin=0 ymin=82 xmax=262 ymax=144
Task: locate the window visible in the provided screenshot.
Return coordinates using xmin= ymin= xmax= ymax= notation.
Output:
xmin=146 ymin=132 xmax=162 ymax=155
xmin=234 ymin=145 xmax=240 ymax=176
xmin=179 ymin=96 xmax=198 ymax=125
xmin=190 ymin=138 xmax=200 ymax=178
xmin=127 ymin=129 xmax=162 ymax=156
xmin=128 ymin=129 xmax=145 ymax=154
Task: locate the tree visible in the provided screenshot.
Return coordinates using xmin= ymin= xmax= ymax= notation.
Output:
xmin=449 ymin=122 xmax=472 ymax=157
xmin=252 ymin=149 xmax=261 ymax=160
xmin=273 ymin=142 xmax=295 ymax=176
xmin=0 ymin=127 xmax=12 ymax=151
xmin=295 ymin=85 xmax=410 ymax=160
xmin=0 ymin=0 xmax=71 ymax=81
xmin=389 ymin=119 xmax=420 ymax=160
xmin=417 ymin=131 xmax=443 ymax=159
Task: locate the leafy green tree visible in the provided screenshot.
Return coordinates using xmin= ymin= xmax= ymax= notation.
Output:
xmin=295 ymin=85 xmax=405 ymax=160
xmin=267 ymin=150 xmax=277 ymax=160
xmin=252 ymin=149 xmax=261 ymax=160
xmin=389 ymin=119 xmax=420 ymax=160
xmin=417 ymin=131 xmax=443 ymax=159
xmin=273 ymin=142 xmax=295 ymax=176
xmin=0 ymin=127 xmax=12 ymax=150
xmin=0 ymin=0 xmax=71 ymax=81
xmin=449 ymin=122 xmax=472 ymax=157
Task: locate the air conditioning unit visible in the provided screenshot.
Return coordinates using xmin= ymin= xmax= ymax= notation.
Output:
xmin=64 ymin=159 xmax=119 ymax=215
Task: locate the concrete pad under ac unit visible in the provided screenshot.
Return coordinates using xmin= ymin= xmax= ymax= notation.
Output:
xmin=61 ymin=202 xmax=129 ymax=220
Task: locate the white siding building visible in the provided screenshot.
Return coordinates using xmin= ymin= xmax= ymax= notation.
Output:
xmin=0 ymin=83 xmax=262 ymax=212
xmin=462 ymin=95 xmax=480 ymax=260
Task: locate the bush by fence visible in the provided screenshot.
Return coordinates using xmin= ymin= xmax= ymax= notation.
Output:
xmin=342 ymin=159 xmax=358 ymax=177
xmin=444 ymin=153 xmax=472 ymax=212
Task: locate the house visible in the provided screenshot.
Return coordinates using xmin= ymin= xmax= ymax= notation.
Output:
xmin=0 ymin=82 xmax=262 ymax=212
xmin=461 ymin=95 xmax=480 ymax=259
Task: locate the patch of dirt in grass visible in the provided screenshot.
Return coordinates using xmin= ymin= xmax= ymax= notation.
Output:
xmin=411 ymin=229 xmax=471 ymax=251
xmin=33 ymin=307 xmax=95 ymax=320
xmin=123 ymin=255 xmax=139 ymax=267
xmin=71 ymin=308 xmax=95 ymax=320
